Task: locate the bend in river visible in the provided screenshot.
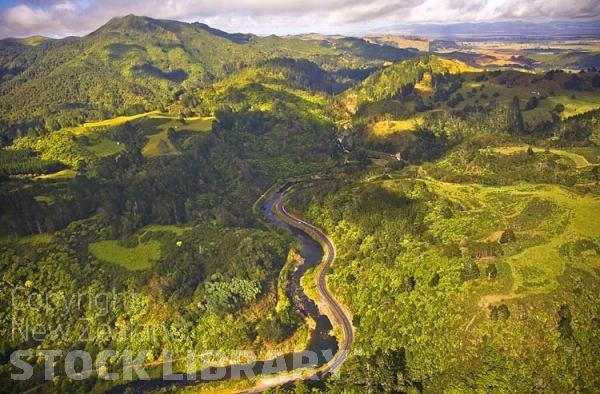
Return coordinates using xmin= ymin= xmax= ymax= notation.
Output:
xmin=109 ymin=186 xmax=340 ymax=393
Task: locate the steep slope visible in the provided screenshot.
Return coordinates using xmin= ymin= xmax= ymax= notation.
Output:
xmin=344 ymin=55 xmax=478 ymax=106
xmin=0 ymin=15 xmax=412 ymax=140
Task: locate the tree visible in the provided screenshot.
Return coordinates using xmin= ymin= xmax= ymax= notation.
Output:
xmin=202 ymin=274 xmax=262 ymax=312
xmin=429 ymin=272 xmax=440 ymax=287
xmin=557 ymin=305 xmax=574 ymax=340
xmin=524 ymin=96 xmax=539 ymax=111
xmin=352 ymin=148 xmax=371 ymax=168
xmin=499 ymin=229 xmax=516 ymax=244
xmin=507 ymin=96 xmax=524 ymax=133
xmin=294 ymin=380 xmax=310 ymax=394
xmin=552 ymin=103 xmax=565 ymax=114
xmin=338 ymin=348 xmax=417 ymax=393
xmin=401 ymin=275 xmax=416 ymax=292
xmin=440 ymin=206 xmax=453 ymax=219
xmin=442 ymin=243 xmax=461 ymax=258
xmin=490 ymin=304 xmax=510 ymax=320
xmin=257 ymin=311 xmax=299 ymax=343
xmin=486 ymin=263 xmax=498 ymax=279
xmin=461 ymin=260 xmax=480 ymax=281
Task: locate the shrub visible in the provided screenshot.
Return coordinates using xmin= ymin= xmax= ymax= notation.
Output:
xmin=429 ymin=272 xmax=440 ymax=287
xmin=461 ymin=260 xmax=480 ymax=281
xmin=442 ymin=243 xmax=462 ymax=258
xmin=401 ymin=275 xmax=416 ymax=292
xmin=490 ymin=304 xmax=510 ymax=320
xmin=524 ymin=96 xmax=539 ymax=110
xmin=527 ymin=146 xmax=535 ymax=156
xmin=499 ymin=229 xmax=516 ymax=244
xmin=486 ymin=263 xmax=498 ymax=279
xmin=553 ymin=103 xmax=565 ymax=114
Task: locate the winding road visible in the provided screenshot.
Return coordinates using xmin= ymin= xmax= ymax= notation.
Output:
xmin=25 ymin=183 xmax=354 ymax=394
xmin=243 ymin=185 xmax=355 ymax=393
xmin=272 ymin=188 xmax=354 ymax=377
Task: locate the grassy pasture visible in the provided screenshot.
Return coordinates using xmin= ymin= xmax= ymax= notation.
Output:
xmin=142 ymin=128 xmax=180 ymax=157
xmin=140 ymin=117 xmax=213 ymax=157
xmin=89 ymin=225 xmax=192 ymax=271
xmin=89 ymin=240 xmax=161 ymax=271
xmin=14 ymin=112 xmax=212 ymax=179
xmin=483 ymin=145 xmax=592 ymax=167
xmin=62 ymin=111 xmax=213 ymax=158
xmin=370 ymin=117 xmax=424 ymax=136
xmin=521 ymin=92 xmax=600 ymax=125
xmin=85 ymin=138 xmax=125 ymax=157
xmin=69 ymin=111 xmax=212 ymax=135
xmin=70 ymin=111 xmax=161 ymax=134
xmin=422 ymin=178 xmax=600 ymax=298
xmin=139 ymin=224 xmax=192 ymax=236
xmin=0 ymin=232 xmax=55 ymax=246
xmin=434 ymin=71 xmax=600 ymax=128
xmin=34 ymin=169 xmax=77 ymax=180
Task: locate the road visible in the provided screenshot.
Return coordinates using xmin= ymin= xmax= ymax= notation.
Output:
xmin=22 ymin=185 xmax=354 ymax=394
xmin=271 ymin=189 xmax=354 ymax=378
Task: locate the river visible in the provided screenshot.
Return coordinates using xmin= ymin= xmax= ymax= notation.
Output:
xmin=108 ymin=189 xmax=338 ymax=393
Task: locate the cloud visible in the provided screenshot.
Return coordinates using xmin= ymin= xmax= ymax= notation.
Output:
xmin=0 ymin=0 xmax=599 ymax=38
xmin=406 ymin=0 xmax=600 ymax=22
xmin=2 ymin=4 xmax=61 ymax=32
xmin=329 ymin=0 xmax=424 ymax=24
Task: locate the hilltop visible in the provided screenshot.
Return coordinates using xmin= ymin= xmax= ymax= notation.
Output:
xmin=0 ymin=15 xmax=412 ymax=140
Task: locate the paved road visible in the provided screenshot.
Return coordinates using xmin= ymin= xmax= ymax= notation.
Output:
xmin=272 ymin=190 xmax=354 ymax=378
xmin=24 ymin=186 xmax=354 ymax=394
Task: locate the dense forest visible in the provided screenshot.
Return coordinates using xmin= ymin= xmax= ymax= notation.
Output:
xmin=1 ymin=14 xmax=599 ymax=394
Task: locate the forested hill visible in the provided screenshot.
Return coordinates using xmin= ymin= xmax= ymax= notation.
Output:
xmin=0 ymin=15 xmax=412 ymax=142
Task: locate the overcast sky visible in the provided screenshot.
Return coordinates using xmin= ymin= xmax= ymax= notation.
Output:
xmin=1 ymin=0 xmax=599 ymax=38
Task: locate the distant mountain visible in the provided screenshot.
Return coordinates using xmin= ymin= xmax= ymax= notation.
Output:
xmin=364 ymin=34 xmax=429 ymax=52
xmin=376 ymin=20 xmax=600 ymax=40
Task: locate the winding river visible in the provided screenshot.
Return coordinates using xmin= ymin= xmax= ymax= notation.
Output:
xmin=109 ymin=184 xmax=347 ymax=393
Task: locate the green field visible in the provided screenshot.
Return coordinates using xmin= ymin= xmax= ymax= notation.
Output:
xmin=422 ymin=179 xmax=600 ymax=297
xmin=370 ymin=117 xmax=424 ymax=136
xmin=85 ymin=138 xmax=126 ymax=157
xmin=521 ymin=92 xmax=600 ymax=125
xmin=421 ymin=70 xmax=600 ymax=129
xmin=69 ymin=111 xmax=213 ymax=136
xmin=89 ymin=239 xmax=162 ymax=270
xmin=10 ymin=113 xmax=214 ymax=176
xmin=34 ymin=169 xmax=77 ymax=180
xmin=483 ymin=145 xmax=593 ymax=167
xmin=141 ymin=117 xmax=213 ymax=157
xmin=70 ymin=111 xmax=161 ymax=134
xmin=0 ymin=232 xmax=55 ymax=246
xmin=142 ymin=128 xmax=180 ymax=157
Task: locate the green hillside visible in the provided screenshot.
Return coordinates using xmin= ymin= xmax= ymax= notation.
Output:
xmin=0 ymin=14 xmax=599 ymax=394
xmin=0 ymin=15 xmax=412 ymax=141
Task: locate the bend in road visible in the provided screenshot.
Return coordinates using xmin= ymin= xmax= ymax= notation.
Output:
xmin=272 ymin=187 xmax=354 ymax=379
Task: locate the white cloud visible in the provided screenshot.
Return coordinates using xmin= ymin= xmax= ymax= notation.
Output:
xmin=4 ymin=5 xmax=54 ymax=29
xmin=405 ymin=0 xmax=600 ymax=22
xmin=0 ymin=0 xmax=599 ymax=38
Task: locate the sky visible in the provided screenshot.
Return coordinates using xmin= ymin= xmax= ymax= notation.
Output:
xmin=0 ymin=0 xmax=599 ymax=38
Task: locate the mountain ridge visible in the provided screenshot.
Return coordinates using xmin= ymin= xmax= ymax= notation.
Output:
xmin=0 ymin=15 xmax=414 ymax=140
